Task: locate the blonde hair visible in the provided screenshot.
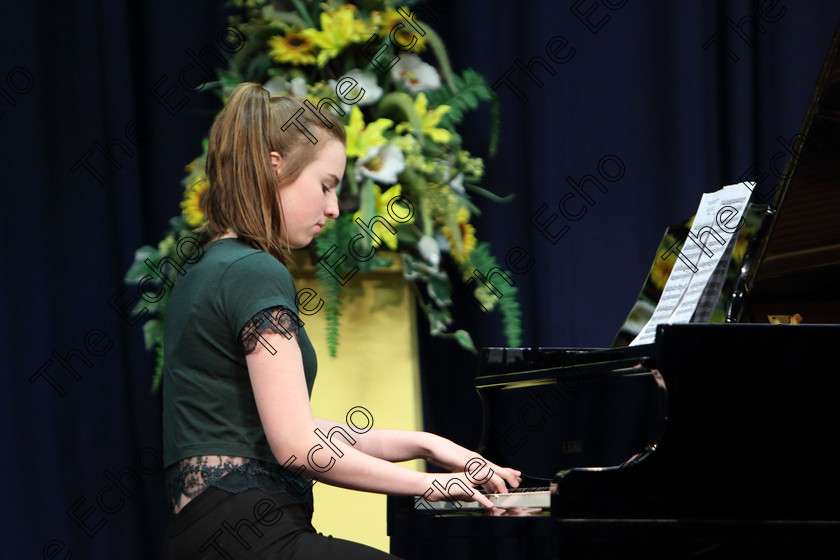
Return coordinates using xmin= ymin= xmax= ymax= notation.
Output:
xmin=200 ymin=82 xmax=346 ymax=263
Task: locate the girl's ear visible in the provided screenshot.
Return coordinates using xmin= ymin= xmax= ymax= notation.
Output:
xmin=270 ymin=151 xmax=283 ymax=174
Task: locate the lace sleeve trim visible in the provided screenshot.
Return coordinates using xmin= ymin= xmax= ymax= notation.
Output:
xmin=239 ymin=305 xmax=303 ymax=355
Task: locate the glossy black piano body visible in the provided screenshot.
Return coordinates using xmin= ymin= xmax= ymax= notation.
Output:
xmin=551 ymin=324 xmax=840 ymax=558
xmin=389 ymin=325 xmax=840 ymax=558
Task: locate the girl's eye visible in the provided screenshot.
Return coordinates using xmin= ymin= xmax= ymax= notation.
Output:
xmin=322 ymin=184 xmax=330 ymax=194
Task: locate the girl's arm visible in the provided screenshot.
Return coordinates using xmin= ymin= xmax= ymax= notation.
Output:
xmin=312 ymin=418 xmax=521 ymax=485
xmin=312 ymin=418 xmax=437 ymax=463
xmin=247 ymin=330 xmax=516 ymax=505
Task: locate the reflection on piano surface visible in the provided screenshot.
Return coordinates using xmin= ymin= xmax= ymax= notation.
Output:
xmin=388 ymin=21 xmax=840 ymax=560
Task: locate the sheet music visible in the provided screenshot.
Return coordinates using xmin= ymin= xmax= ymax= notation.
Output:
xmin=630 ymin=182 xmax=753 ymax=345
xmin=691 ymin=231 xmax=738 ymax=323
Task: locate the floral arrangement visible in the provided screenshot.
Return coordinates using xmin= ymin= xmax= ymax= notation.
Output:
xmin=127 ymin=0 xmax=522 ymax=389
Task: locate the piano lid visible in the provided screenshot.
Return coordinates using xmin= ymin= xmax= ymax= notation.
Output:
xmin=614 ymin=21 xmax=840 ymax=339
xmin=734 ymin=21 xmax=840 ymax=323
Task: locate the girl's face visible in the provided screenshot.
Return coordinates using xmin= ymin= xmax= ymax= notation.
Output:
xmin=274 ymin=139 xmax=346 ymax=248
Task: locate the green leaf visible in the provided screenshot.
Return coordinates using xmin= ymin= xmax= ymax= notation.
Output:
xmin=377 ymin=92 xmax=425 ymax=147
xmin=168 ymin=215 xmax=189 ymax=230
xmin=289 ymin=0 xmax=316 ymax=28
xmin=261 ymin=5 xmax=309 ymax=28
xmin=451 ymin=329 xmax=476 ymax=353
xmin=132 ymin=295 xmax=159 ymax=318
xmin=401 ymin=255 xmax=451 ymax=308
xmin=424 ymin=272 xmax=452 ymax=308
xmin=463 ymin=183 xmax=514 ymax=204
xmin=125 ymin=246 xmax=160 ymax=283
xmin=489 ymin=96 xmax=501 ymax=156
xmin=142 ymin=319 xmax=164 ymax=351
xmin=419 ymin=22 xmax=457 ymax=92
xmin=424 ymin=305 xmax=452 ymax=336
xmin=244 ymin=53 xmax=273 ymax=81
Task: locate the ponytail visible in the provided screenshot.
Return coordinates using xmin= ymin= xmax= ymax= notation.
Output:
xmin=200 ymin=82 xmax=346 ymax=263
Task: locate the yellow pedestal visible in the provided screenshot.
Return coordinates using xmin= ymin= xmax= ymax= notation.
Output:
xmin=292 ymin=254 xmax=423 ymax=553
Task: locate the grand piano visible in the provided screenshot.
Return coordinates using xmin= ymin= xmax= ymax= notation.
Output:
xmin=387 ymin=20 xmax=840 ymax=560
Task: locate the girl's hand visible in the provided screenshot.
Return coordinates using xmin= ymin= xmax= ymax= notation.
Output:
xmin=470 ymin=459 xmax=522 ymax=493
xmin=423 ymin=433 xmax=522 ymax=495
xmin=422 ymin=472 xmax=495 ymax=508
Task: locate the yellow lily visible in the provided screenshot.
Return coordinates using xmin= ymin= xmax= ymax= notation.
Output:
xmin=302 ymin=4 xmax=371 ymax=67
xmin=345 ymin=106 xmax=394 ymax=159
xmin=376 ymin=8 xmax=426 ymax=51
xmin=396 ymin=92 xmax=452 ymax=143
xmin=353 ymin=183 xmax=414 ymax=250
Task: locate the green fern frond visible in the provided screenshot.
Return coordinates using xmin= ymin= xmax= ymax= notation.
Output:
xmin=497 ymin=284 xmax=523 ymax=347
xmin=311 ymin=211 xmax=400 ymax=356
xmin=313 ymin=213 xmax=364 ymax=356
xmin=425 ymin=69 xmax=495 ymax=127
xmin=313 ymin=248 xmax=344 ymax=358
xmin=465 ymin=242 xmax=523 ymax=347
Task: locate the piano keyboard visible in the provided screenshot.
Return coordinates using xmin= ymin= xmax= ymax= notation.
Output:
xmin=414 ymin=486 xmax=550 ymax=511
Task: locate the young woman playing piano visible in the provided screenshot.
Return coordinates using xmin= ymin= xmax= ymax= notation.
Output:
xmin=160 ymin=82 xmax=521 ymax=559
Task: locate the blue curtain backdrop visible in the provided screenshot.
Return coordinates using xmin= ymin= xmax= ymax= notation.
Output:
xmin=2 ymin=1 xmax=839 ymax=558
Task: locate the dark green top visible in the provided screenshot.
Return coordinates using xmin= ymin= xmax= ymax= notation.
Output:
xmin=162 ymin=237 xmax=317 ymax=475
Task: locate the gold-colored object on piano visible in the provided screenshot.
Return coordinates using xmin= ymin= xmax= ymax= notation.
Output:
xmin=767 ymin=313 xmax=804 ymax=324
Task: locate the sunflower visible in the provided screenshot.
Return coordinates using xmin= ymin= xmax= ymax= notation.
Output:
xmin=181 ymin=173 xmax=209 ymax=228
xmin=649 ymin=251 xmax=677 ymax=291
xmin=441 ymin=206 xmax=477 ymax=263
xmin=268 ymin=30 xmax=317 ymax=66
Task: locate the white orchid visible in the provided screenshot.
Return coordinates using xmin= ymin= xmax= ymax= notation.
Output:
xmin=443 ymin=169 xmax=465 ymax=195
xmin=391 ymin=54 xmax=441 ymax=94
xmin=417 ymin=235 xmax=441 ymax=269
xmin=354 ymin=143 xmax=406 ymax=184
xmin=328 ymin=69 xmax=383 ymax=114
xmin=263 ymin=76 xmax=308 ymax=97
